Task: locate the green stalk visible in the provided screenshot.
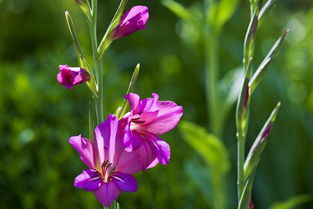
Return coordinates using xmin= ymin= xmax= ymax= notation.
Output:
xmin=236 ymin=4 xmax=258 ymax=204
xmin=90 ymin=3 xmax=117 ymax=209
xmin=204 ymin=30 xmax=221 ymax=138
xmin=236 ymin=66 xmax=251 ymax=201
xmin=89 ymin=0 xmax=104 ymax=124
xmin=203 ymin=2 xmax=224 ymax=209
xmin=237 ymin=136 xmax=245 ymax=199
xmin=203 ymin=0 xmax=221 ymax=138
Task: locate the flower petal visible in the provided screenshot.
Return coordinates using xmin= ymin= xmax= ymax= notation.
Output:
xmin=115 ymin=137 xmax=156 ymax=173
xmin=93 ymin=114 xmax=119 ymax=168
xmin=57 ymin=65 xmax=90 ymax=89
xmin=148 ymin=135 xmax=171 ymax=165
xmin=74 ymin=169 xmax=102 ymax=191
xmin=111 ymin=6 xmax=149 ymax=40
xmin=139 ymin=93 xmax=159 ymax=113
xmin=93 ymin=181 xmax=121 ymax=207
xmin=121 ymin=128 xmax=142 ymax=152
xmin=111 ymin=172 xmax=138 ymax=192
xmin=69 ymin=134 xmax=94 ymax=168
xmin=125 ymin=93 xmax=140 ymax=113
xmin=144 ymin=100 xmax=183 ymax=135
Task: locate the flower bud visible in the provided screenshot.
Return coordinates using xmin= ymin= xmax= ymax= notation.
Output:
xmin=74 ymin=0 xmax=92 ymax=23
xmin=110 ymin=6 xmax=149 ymax=40
xmin=57 ymin=65 xmax=90 ymax=89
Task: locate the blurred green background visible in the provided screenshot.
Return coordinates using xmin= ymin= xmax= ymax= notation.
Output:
xmin=0 ymin=0 xmax=313 ymax=208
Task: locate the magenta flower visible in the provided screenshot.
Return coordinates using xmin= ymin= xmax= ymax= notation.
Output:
xmin=57 ymin=65 xmax=90 ymax=89
xmin=120 ymin=93 xmax=183 ymax=166
xmin=110 ymin=6 xmax=149 ymax=40
xmin=69 ymin=114 xmax=154 ymax=206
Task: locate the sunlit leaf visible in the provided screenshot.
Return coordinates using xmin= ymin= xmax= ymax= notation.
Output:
xmin=180 ymin=121 xmax=230 ymax=173
xmin=269 ymin=194 xmax=311 ymax=209
xmin=207 ymin=0 xmax=239 ymax=31
xmin=162 ymin=0 xmax=196 ymax=22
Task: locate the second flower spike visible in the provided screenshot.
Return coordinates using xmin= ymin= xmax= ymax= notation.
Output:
xmin=110 ymin=6 xmax=149 ymax=40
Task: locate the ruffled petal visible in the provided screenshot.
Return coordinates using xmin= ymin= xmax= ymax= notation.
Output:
xmin=125 ymin=93 xmax=140 ymax=113
xmin=139 ymin=93 xmax=159 ymax=113
xmin=74 ymin=169 xmax=102 ymax=191
xmin=111 ymin=172 xmax=138 ymax=192
xmin=143 ymin=101 xmax=183 ymax=135
xmin=148 ymin=135 xmax=171 ymax=165
xmin=93 ymin=181 xmax=121 ymax=207
xmin=69 ymin=134 xmax=94 ymax=168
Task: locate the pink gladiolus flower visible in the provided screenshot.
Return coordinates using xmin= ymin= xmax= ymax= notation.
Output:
xmin=110 ymin=6 xmax=149 ymax=40
xmin=120 ymin=93 xmax=183 ymax=167
xmin=69 ymin=115 xmax=154 ymax=206
xmin=57 ymin=65 xmax=90 ymax=89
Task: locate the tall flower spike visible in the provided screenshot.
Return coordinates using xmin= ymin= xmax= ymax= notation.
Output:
xmin=57 ymin=65 xmax=90 ymax=89
xmin=120 ymin=93 xmax=183 ymax=167
xmin=110 ymin=6 xmax=149 ymax=40
xmin=69 ymin=115 xmax=154 ymax=206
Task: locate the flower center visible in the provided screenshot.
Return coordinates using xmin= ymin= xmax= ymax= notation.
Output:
xmin=100 ymin=160 xmax=114 ymax=182
xmin=131 ymin=114 xmax=145 ymax=124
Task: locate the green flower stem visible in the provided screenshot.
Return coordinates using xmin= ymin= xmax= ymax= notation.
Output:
xmin=237 ymin=137 xmax=245 ymax=200
xmin=236 ymin=4 xmax=258 ymax=204
xmin=204 ymin=18 xmax=224 ymax=209
xmin=89 ymin=0 xmax=104 ymax=124
xmin=205 ymin=30 xmax=222 ymax=138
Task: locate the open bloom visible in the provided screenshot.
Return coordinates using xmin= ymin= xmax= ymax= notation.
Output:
xmin=110 ymin=6 xmax=149 ymax=40
xmin=57 ymin=65 xmax=90 ymax=89
xmin=69 ymin=114 xmax=153 ymax=206
xmin=120 ymin=93 xmax=183 ymax=166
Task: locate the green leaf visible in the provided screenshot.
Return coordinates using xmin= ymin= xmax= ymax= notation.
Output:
xmin=269 ymin=194 xmax=311 ymax=209
xmin=65 ymin=11 xmax=84 ymax=58
xmin=216 ymin=0 xmax=239 ymax=27
xmin=249 ymin=30 xmax=288 ymax=93
xmin=180 ymin=121 xmax=229 ymax=173
xmin=244 ymin=102 xmax=281 ymax=179
xmin=259 ymin=0 xmax=276 ymax=20
xmin=162 ymin=0 xmax=195 ymax=22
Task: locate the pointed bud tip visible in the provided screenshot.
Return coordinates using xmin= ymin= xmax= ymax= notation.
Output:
xmin=75 ymin=0 xmax=85 ymax=5
xmin=136 ymin=63 xmax=141 ymax=70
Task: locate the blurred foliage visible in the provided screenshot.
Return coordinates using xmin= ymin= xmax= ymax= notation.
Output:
xmin=269 ymin=194 xmax=311 ymax=209
xmin=0 ymin=0 xmax=313 ymax=209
